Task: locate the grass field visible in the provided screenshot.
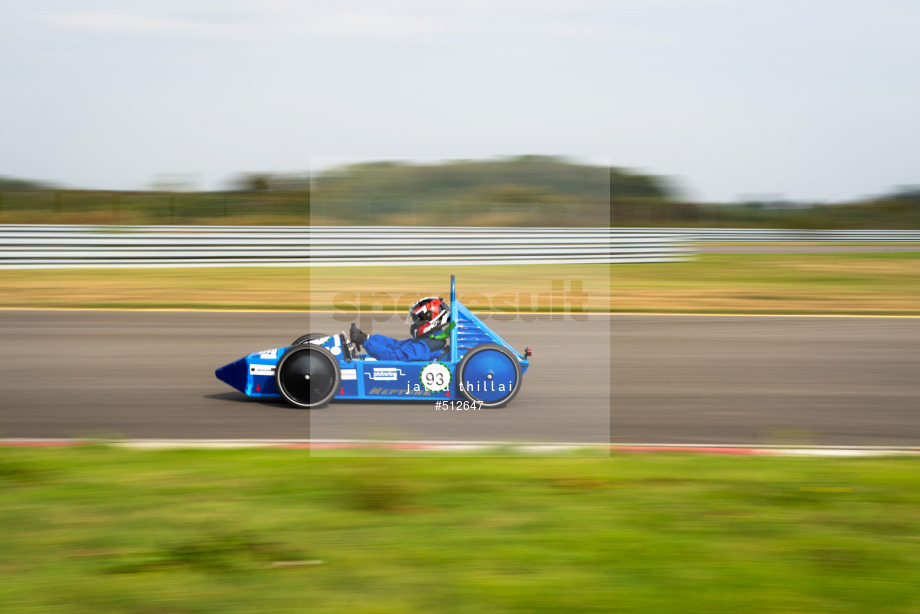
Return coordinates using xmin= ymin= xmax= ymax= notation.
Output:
xmin=1 ymin=253 xmax=918 ymax=314
xmin=3 ymin=446 xmax=920 ymax=613
xmin=612 ymin=252 xmax=920 ymax=315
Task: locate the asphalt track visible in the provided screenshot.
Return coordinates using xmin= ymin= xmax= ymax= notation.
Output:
xmin=1 ymin=310 xmax=918 ymax=446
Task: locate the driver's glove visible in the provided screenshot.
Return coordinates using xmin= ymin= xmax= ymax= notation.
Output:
xmin=350 ymin=323 xmax=368 ymax=349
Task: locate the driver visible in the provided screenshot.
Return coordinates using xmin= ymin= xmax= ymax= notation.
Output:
xmin=349 ymin=297 xmax=452 ymax=361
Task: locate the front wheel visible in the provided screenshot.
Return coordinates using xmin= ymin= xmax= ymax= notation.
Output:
xmin=292 ymin=333 xmax=331 ymax=346
xmin=275 ymin=344 xmax=341 ymax=409
xmin=457 ymin=343 xmax=523 ymax=408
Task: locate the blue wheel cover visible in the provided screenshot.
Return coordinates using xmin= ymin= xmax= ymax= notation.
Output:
xmin=461 ymin=349 xmax=518 ymax=402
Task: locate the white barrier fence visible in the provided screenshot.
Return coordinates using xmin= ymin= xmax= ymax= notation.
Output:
xmin=2 ymin=225 xmax=915 ymax=269
xmin=629 ymin=228 xmax=920 ymax=242
xmin=0 ymin=225 xmax=692 ymax=268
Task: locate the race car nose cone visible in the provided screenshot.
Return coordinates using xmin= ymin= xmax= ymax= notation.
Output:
xmin=215 ymin=356 xmax=249 ymax=394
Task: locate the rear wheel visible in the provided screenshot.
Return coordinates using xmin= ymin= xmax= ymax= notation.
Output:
xmin=457 ymin=343 xmax=523 ymax=408
xmin=275 ymin=344 xmax=341 ymax=409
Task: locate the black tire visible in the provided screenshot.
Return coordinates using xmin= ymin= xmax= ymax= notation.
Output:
xmin=292 ymin=333 xmax=331 ymax=346
xmin=275 ymin=344 xmax=341 ymax=409
xmin=457 ymin=343 xmax=523 ymax=408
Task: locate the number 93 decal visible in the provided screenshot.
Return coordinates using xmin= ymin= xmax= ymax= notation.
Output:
xmin=420 ymin=362 xmax=451 ymax=392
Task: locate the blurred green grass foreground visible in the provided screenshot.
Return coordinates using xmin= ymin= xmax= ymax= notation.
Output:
xmin=4 ymin=446 xmax=920 ymax=613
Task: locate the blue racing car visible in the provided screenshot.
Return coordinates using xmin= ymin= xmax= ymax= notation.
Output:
xmin=216 ymin=276 xmax=532 ymax=408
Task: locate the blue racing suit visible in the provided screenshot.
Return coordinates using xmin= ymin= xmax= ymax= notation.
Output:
xmin=363 ymin=335 xmax=446 ymax=361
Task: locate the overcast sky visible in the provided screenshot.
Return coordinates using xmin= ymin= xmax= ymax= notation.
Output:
xmin=2 ymin=0 xmax=918 ymax=202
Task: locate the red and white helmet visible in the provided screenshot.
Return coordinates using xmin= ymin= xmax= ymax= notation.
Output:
xmin=406 ymin=296 xmax=449 ymax=338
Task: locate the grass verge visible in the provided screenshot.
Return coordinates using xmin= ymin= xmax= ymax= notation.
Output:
xmin=0 ymin=253 xmax=917 ymax=314
xmin=2 ymin=446 xmax=920 ymax=613
xmin=611 ymin=252 xmax=920 ymax=315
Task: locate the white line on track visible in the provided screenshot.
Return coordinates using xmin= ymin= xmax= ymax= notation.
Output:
xmin=1 ymin=307 xmax=918 ymax=318
xmin=3 ymin=439 xmax=920 ymax=456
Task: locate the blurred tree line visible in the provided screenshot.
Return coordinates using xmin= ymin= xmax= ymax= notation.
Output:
xmin=0 ymin=159 xmax=918 ymax=228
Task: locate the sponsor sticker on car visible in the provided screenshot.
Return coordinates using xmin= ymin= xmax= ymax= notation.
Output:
xmin=250 ymin=364 xmax=276 ymax=376
xmin=365 ymin=367 xmax=404 ymax=381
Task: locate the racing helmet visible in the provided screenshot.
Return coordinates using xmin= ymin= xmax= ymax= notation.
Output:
xmin=406 ymin=296 xmax=449 ymax=339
